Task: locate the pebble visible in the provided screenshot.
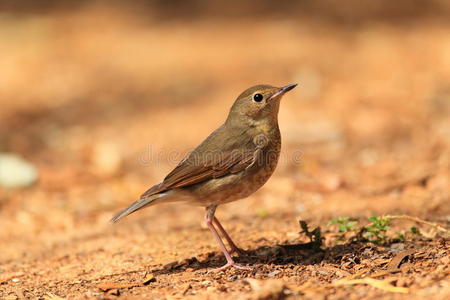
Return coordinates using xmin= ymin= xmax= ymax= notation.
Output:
xmin=390 ymin=243 xmax=405 ymax=252
xmin=268 ymin=270 xmax=281 ymax=277
xmin=0 ymin=153 xmax=38 ymax=188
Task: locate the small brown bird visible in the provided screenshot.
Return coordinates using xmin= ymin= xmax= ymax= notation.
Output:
xmin=111 ymin=83 xmax=297 ymax=270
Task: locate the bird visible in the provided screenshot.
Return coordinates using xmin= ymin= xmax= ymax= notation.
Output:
xmin=111 ymin=83 xmax=297 ymax=270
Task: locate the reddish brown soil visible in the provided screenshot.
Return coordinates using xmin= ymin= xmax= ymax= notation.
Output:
xmin=0 ymin=3 xmax=449 ymax=299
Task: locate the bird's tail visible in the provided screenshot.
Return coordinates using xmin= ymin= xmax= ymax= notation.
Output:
xmin=110 ymin=193 xmax=165 ymax=223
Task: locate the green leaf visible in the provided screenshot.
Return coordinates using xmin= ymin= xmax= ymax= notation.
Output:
xmin=327 ymin=219 xmax=338 ymax=226
xmin=368 ymin=216 xmax=378 ymax=222
xmin=410 ymin=226 xmax=419 ymax=234
xmin=347 ymin=221 xmax=358 ymax=228
xmin=338 ymin=224 xmax=348 ymax=232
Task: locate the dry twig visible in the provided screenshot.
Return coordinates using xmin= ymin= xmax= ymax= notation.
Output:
xmin=333 ymin=278 xmax=409 ymax=293
xmin=385 ymin=215 xmax=449 ymax=233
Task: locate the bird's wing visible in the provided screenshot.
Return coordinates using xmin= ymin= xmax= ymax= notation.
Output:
xmin=140 ymin=126 xmax=262 ymax=198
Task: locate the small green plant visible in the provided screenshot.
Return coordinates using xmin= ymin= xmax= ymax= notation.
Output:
xmin=327 ymin=215 xmax=443 ymax=245
xmin=327 ymin=216 xmax=400 ymax=245
xmin=396 ymin=232 xmax=406 ymax=241
xmin=362 ymin=216 xmax=391 ymax=244
xmin=410 ymin=226 xmax=419 ymax=234
xmin=327 ymin=217 xmax=359 ymax=242
xmin=327 ymin=217 xmax=359 ymax=233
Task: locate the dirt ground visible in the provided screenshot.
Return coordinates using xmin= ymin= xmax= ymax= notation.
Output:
xmin=0 ymin=2 xmax=449 ymax=299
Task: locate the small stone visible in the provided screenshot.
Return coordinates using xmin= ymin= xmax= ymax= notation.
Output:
xmin=267 ymin=270 xmax=281 ymax=277
xmin=0 ymin=153 xmax=38 ymax=188
xmin=390 ymin=243 xmax=405 ymax=252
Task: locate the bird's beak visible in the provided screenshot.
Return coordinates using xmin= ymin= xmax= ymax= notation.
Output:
xmin=269 ymin=83 xmax=298 ymax=100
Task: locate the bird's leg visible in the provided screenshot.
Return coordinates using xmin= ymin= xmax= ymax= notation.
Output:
xmin=205 ymin=206 xmax=251 ymax=271
xmin=213 ymin=217 xmax=246 ymax=256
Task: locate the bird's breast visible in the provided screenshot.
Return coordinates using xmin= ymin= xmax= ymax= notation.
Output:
xmin=188 ymin=131 xmax=281 ymax=206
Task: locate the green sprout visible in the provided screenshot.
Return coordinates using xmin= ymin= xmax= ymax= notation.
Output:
xmin=327 ymin=215 xmax=430 ymax=245
xmin=362 ymin=216 xmax=391 ymax=244
xmin=410 ymin=226 xmax=419 ymax=234
xmin=327 ymin=217 xmax=359 ymax=243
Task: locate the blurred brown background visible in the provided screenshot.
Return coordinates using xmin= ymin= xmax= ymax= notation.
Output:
xmin=0 ymin=1 xmax=449 ymax=298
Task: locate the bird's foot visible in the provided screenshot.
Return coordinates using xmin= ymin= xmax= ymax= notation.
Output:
xmin=214 ymin=261 xmax=253 ymax=272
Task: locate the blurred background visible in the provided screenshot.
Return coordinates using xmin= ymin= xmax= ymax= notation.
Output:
xmin=0 ymin=0 xmax=449 ymax=283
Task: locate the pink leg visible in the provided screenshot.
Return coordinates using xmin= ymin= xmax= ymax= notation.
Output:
xmin=205 ymin=206 xmax=252 ymax=271
xmin=213 ymin=217 xmax=246 ymax=255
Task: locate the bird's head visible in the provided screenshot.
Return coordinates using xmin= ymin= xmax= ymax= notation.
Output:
xmin=226 ymin=84 xmax=297 ymax=126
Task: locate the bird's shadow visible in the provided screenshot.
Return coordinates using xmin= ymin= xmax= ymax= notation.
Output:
xmin=149 ymin=239 xmax=365 ymax=276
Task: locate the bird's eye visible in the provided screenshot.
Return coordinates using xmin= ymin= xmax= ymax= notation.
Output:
xmin=253 ymin=93 xmax=263 ymax=102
